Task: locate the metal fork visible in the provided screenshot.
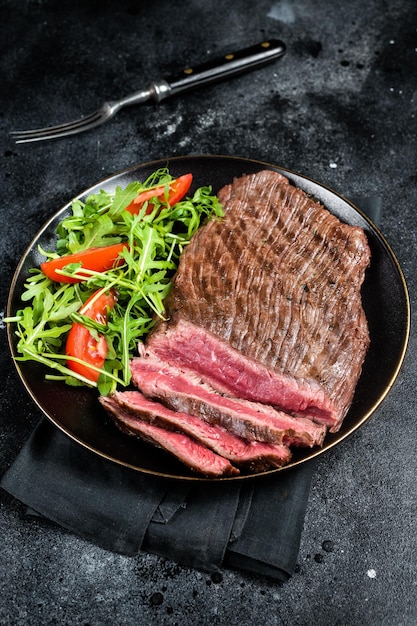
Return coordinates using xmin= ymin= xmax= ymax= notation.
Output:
xmin=11 ymin=39 xmax=286 ymax=144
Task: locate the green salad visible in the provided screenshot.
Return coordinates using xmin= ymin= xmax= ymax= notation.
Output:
xmin=6 ymin=168 xmax=223 ymax=395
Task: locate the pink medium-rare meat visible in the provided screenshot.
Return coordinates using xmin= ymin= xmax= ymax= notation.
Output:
xmin=130 ymin=355 xmax=326 ymax=447
xmin=110 ymin=390 xmax=292 ymax=471
xmin=99 ymin=396 xmax=239 ymax=477
xmin=141 ymin=320 xmax=335 ymax=425
xmin=144 ymin=169 xmax=371 ymax=432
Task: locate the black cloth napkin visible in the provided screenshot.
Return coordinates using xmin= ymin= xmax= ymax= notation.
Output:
xmin=1 ymin=420 xmax=314 ymax=581
xmin=1 ymin=196 xmax=381 ymax=582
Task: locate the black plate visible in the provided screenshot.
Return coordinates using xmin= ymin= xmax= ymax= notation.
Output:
xmin=7 ymin=155 xmax=410 ymax=481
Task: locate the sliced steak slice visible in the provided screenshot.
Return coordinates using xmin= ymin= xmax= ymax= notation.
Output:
xmin=141 ymin=322 xmax=335 ymax=426
xmin=144 ymin=169 xmax=370 ymax=431
xmin=111 ymin=390 xmax=292 ymax=471
xmin=130 ymin=356 xmax=326 ymax=447
xmin=100 ymin=396 xmax=239 ymax=478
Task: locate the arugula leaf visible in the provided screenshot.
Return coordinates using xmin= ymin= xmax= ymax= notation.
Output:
xmin=108 ymin=182 xmax=143 ymax=217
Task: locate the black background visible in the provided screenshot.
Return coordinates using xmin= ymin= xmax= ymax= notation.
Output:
xmin=1 ymin=1 xmax=416 ymax=624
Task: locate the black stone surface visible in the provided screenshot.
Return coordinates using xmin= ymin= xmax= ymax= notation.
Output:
xmin=1 ymin=1 xmax=416 ymax=624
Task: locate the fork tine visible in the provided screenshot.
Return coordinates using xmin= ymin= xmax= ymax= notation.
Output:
xmin=10 ymin=107 xmax=107 ymax=143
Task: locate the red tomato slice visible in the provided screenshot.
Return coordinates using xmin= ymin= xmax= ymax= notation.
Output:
xmin=125 ymin=173 xmax=193 ymax=215
xmin=41 ymin=242 xmax=128 ymax=283
xmin=66 ymin=288 xmax=117 ymax=382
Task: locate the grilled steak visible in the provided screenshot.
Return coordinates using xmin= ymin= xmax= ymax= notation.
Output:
xmin=100 ymin=396 xmax=239 ymax=477
xmin=130 ymin=356 xmax=326 ymax=447
xmin=144 ymin=169 xmax=371 ymax=432
xmin=109 ymin=390 xmax=292 ymax=471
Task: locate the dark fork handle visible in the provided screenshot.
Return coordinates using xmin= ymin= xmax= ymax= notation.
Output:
xmin=151 ymin=39 xmax=286 ymax=102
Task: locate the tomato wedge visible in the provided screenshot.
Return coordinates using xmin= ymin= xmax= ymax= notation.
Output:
xmin=41 ymin=242 xmax=128 ymax=283
xmin=125 ymin=173 xmax=193 ymax=215
xmin=66 ymin=288 xmax=117 ymax=382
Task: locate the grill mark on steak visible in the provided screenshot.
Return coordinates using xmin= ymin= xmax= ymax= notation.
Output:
xmin=130 ymin=355 xmax=327 ymax=447
xmin=110 ymin=390 xmax=292 ymax=471
xmin=100 ymin=396 xmax=239 ymax=478
xmin=145 ymin=169 xmax=370 ymax=431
